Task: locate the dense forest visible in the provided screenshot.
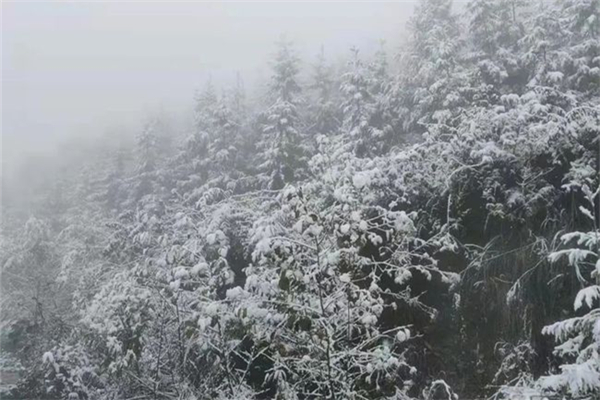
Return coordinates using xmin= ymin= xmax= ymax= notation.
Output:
xmin=1 ymin=0 xmax=599 ymax=399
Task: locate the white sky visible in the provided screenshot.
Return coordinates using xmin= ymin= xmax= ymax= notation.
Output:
xmin=2 ymin=1 xmax=417 ymax=167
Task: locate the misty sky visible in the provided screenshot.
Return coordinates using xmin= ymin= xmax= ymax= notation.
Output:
xmin=2 ymin=1 xmax=418 ymax=167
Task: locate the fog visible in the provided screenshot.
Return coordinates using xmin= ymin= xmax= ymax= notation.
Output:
xmin=2 ymin=1 xmax=414 ymax=172
xmin=1 ymin=1 xmax=598 ymax=398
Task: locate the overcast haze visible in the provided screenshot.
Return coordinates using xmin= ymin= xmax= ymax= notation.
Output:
xmin=2 ymin=1 xmax=598 ymax=398
xmin=2 ymin=1 xmax=415 ymax=171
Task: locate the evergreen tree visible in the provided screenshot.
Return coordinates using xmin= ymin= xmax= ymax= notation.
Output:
xmin=560 ymin=0 xmax=600 ymax=93
xmin=133 ymin=119 xmax=159 ymax=201
xmin=208 ymin=93 xmax=244 ymax=178
xmin=398 ymin=0 xmax=466 ymax=136
xmin=308 ymin=46 xmax=340 ymax=136
xmin=341 ymin=47 xmax=375 ymax=157
xmin=258 ymin=38 xmax=306 ymax=189
xmin=369 ymin=41 xmax=390 ymax=96
xmin=103 ymin=145 xmax=129 ymax=213
xmin=195 ymin=79 xmax=219 ymax=132
xmin=231 ymin=72 xmax=247 ymax=121
xmin=535 ymin=181 xmax=600 ymax=398
xmin=368 ymin=41 xmax=397 ymax=152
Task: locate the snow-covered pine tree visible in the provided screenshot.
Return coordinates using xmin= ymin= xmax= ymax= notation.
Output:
xmin=518 ymin=0 xmax=566 ymax=91
xmin=208 ymin=94 xmax=242 ymax=175
xmin=467 ymin=0 xmax=526 ymax=58
xmin=170 ymin=82 xmax=219 ymax=201
xmin=536 ymin=180 xmax=600 ymax=398
xmin=369 ymin=41 xmax=389 ymax=97
xmin=399 ymin=0 xmax=465 ymax=135
xmin=559 ymin=0 xmax=600 ymax=93
xmin=367 ymin=41 xmax=397 ymax=153
xmin=466 ymin=0 xmax=527 ymax=96
xmin=341 ymin=47 xmax=376 ymax=157
xmin=258 ymin=38 xmax=306 ymax=189
xmin=103 ymin=144 xmax=129 ymax=213
xmin=232 ymin=72 xmax=247 ymax=119
xmin=1 ymin=217 xmax=75 ymax=397
xmin=308 ymin=46 xmax=340 ymax=136
xmin=133 ymin=119 xmax=159 ymax=202
xmin=195 ymin=79 xmax=219 ymax=133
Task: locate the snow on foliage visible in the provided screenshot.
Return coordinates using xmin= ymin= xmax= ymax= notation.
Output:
xmin=1 ymin=1 xmax=599 ymax=399
xmin=536 ymin=181 xmax=600 ymax=398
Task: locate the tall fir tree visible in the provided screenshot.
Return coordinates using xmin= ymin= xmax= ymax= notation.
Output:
xmin=308 ymin=46 xmax=340 ymax=136
xmin=341 ymin=47 xmax=375 ymax=157
xmin=133 ymin=119 xmax=159 ymax=202
xmin=258 ymin=38 xmax=306 ymax=189
xmin=399 ymin=0 xmax=466 ymax=135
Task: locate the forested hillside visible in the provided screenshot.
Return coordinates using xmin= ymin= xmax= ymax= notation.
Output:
xmin=1 ymin=0 xmax=599 ymax=399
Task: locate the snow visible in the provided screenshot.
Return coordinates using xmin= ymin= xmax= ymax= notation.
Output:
xmin=396 ymin=328 xmax=410 ymax=342
xmin=359 ymin=220 xmax=368 ymax=231
xmin=352 ymin=172 xmax=368 ymax=189
xmin=574 ymin=286 xmax=600 ymax=311
xmin=198 ymin=317 xmax=211 ymax=331
xmin=293 ymin=220 xmax=303 ymax=233
xmin=42 ymin=352 xmax=54 ymax=364
xmin=340 ymin=223 xmax=350 ymax=234
xmin=192 ymin=262 xmax=209 ymax=276
xmin=226 ymin=286 xmax=247 ymax=300
xmin=206 ymin=233 xmax=217 ymax=245
xmin=5 ymin=4 xmax=600 ymax=399
xmin=174 ymin=267 xmax=189 ymax=280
